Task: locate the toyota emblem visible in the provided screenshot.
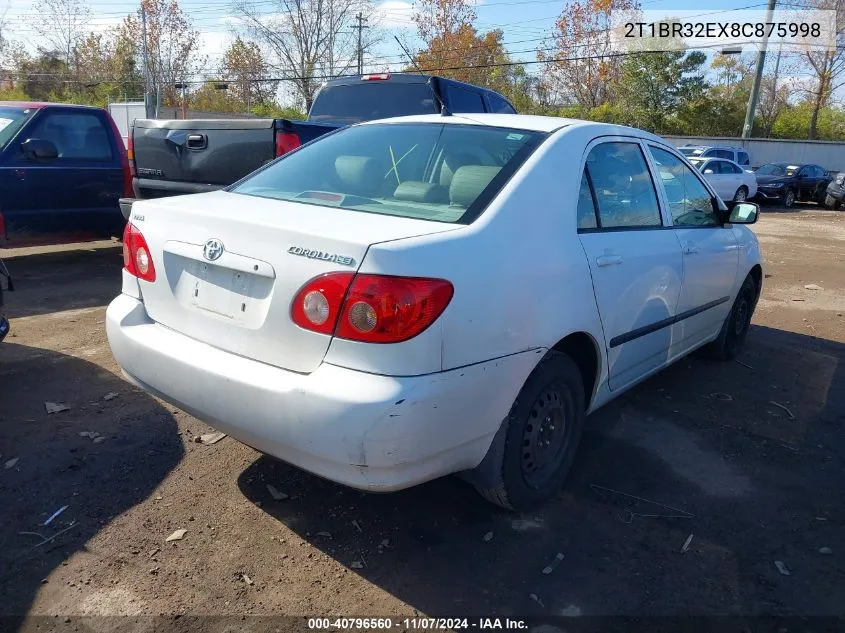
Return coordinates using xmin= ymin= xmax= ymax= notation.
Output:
xmin=203 ymin=238 xmax=224 ymax=261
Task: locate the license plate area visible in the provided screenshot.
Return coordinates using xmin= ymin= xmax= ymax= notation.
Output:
xmin=192 ymin=262 xmax=255 ymax=320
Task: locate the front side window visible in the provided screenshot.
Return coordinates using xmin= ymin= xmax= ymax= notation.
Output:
xmin=233 ymin=123 xmax=546 ymax=224
xmin=25 ymin=112 xmax=113 ymax=160
xmin=585 ymin=142 xmax=662 ymax=228
xmin=649 ymin=146 xmax=719 ymax=227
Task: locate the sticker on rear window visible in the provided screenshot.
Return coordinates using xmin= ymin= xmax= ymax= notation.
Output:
xmin=506 ymin=133 xmax=524 ymax=140
xmin=0 ymin=118 xmax=14 ymax=132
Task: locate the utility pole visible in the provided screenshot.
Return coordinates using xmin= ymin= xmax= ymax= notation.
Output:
xmin=353 ymin=13 xmax=368 ymax=75
xmin=742 ymin=0 xmax=777 ymax=138
xmin=764 ymin=44 xmax=783 ymax=137
xmin=141 ymin=5 xmax=153 ymax=118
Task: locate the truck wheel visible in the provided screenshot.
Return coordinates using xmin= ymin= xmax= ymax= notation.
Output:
xmin=473 ymin=351 xmax=585 ymax=511
xmin=701 ymin=275 xmax=757 ymax=361
xmin=825 ymin=194 xmax=841 ymax=210
xmin=733 ymin=186 xmax=748 ymax=202
xmin=783 ymin=189 xmax=796 ymax=208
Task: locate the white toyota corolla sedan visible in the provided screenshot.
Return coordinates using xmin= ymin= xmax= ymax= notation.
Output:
xmin=107 ymin=114 xmax=763 ymax=510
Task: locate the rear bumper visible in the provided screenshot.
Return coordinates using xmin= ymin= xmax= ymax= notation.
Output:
xmin=106 ymin=294 xmax=536 ymax=491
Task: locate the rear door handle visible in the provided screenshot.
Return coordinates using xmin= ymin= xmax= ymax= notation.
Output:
xmin=186 ymin=134 xmax=207 ymax=149
xmin=596 ymin=255 xmax=623 ymax=267
xmin=683 ymin=246 xmax=699 ymax=255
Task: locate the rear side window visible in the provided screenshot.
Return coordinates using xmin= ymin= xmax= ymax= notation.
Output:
xmin=488 ymin=93 xmax=516 ymax=114
xmin=738 ymin=151 xmax=750 ymax=166
xmin=449 ymin=87 xmax=485 ymax=113
xmin=0 ymin=106 xmax=37 ymax=150
xmin=576 ymin=171 xmax=598 ymax=229
xmin=25 ymin=112 xmax=113 ymax=161
xmin=233 ymin=123 xmax=546 ymax=224
xmin=707 ymin=149 xmax=732 ymax=159
xmin=309 ymin=83 xmax=438 ymax=124
xmin=585 ymin=142 xmax=662 ymax=228
xmin=649 ymin=146 xmax=718 ymax=227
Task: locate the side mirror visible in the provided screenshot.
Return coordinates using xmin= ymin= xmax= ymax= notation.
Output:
xmin=722 ymin=201 xmax=759 ymax=224
xmin=21 ymin=138 xmax=59 ymax=161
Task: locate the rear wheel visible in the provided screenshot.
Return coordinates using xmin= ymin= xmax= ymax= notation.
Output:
xmin=473 ymin=352 xmax=585 ymax=511
xmin=733 ymin=186 xmax=748 ymax=202
xmin=701 ymin=275 xmax=757 ymax=361
xmin=783 ymin=189 xmax=796 ymax=208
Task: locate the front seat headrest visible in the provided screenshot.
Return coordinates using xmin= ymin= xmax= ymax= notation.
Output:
xmin=449 ymin=165 xmax=501 ymax=208
xmin=334 ymin=156 xmax=380 ymax=197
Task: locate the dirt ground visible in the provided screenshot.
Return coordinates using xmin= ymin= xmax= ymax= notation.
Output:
xmin=1 ymin=205 xmax=844 ymax=628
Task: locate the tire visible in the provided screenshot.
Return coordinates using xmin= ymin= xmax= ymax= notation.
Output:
xmin=733 ymin=186 xmax=748 ymax=202
xmin=701 ymin=275 xmax=757 ymax=361
xmin=825 ymin=194 xmax=841 ymax=210
xmin=783 ymin=189 xmax=796 ymax=208
xmin=472 ymin=352 xmax=586 ymax=511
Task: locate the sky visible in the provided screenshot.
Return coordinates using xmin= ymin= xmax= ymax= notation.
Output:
xmin=0 ymin=0 xmax=815 ymax=105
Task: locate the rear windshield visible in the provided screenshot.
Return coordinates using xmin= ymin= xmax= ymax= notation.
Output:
xmin=0 ymin=106 xmax=37 ymax=150
xmin=232 ymin=122 xmax=546 ymax=224
xmin=678 ymin=147 xmax=701 ymax=156
xmin=756 ymin=163 xmax=788 ymax=176
xmin=308 ymin=82 xmax=438 ymax=124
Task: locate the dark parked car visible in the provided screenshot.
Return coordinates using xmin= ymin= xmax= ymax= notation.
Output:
xmin=823 ymin=171 xmax=845 ymax=209
xmin=753 ymin=162 xmax=831 ymax=208
xmin=0 ymin=102 xmax=131 ymax=246
xmin=122 ymin=73 xmax=517 ymax=218
xmin=0 ymin=255 xmax=11 ymax=342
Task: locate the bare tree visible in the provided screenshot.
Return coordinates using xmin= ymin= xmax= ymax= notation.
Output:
xmin=123 ymin=0 xmax=206 ymax=107
xmin=234 ymin=0 xmax=377 ymax=111
xmin=34 ymin=0 xmax=91 ymax=67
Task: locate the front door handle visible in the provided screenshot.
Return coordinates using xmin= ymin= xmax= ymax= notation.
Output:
xmin=596 ymin=255 xmax=623 ymax=267
xmin=683 ymin=245 xmax=699 ymax=255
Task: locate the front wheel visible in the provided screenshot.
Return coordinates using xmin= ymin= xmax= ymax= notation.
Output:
xmin=473 ymin=352 xmax=585 ymax=511
xmin=783 ymin=189 xmax=796 ymax=208
xmin=701 ymin=275 xmax=757 ymax=361
xmin=733 ymin=186 xmax=748 ymax=202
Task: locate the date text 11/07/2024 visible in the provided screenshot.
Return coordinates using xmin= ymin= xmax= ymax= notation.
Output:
xmin=307 ymin=617 xmax=529 ymax=630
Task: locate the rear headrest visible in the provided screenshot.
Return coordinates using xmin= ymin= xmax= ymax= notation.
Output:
xmin=393 ymin=181 xmax=446 ymax=203
xmin=439 ymin=153 xmax=474 ymax=187
xmin=449 ymin=165 xmax=501 ymax=208
xmin=334 ymin=155 xmax=380 ymax=197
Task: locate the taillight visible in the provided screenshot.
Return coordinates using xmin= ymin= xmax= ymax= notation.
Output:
xmin=291 ymin=273 xmax=453 ymax=343
xmin=291 ymin=272 xmax=354 ymax=335
xmin=126 ymin=130 xmax=136 ymax=178
xmin=361 ymin=73 xmax=390 ymax=80
xmin=0 ymin=210 xmax=6 ymax=241
xmin=275 ymin=131 xmax=301 ymax=157
xmin=106 ymin=114 xmax=134 ymax=197
xmin=122 ymin=223 xmax=156 ymax=282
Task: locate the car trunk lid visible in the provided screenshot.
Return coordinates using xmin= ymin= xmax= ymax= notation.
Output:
xmin=133 ymin=190 xmax=459 ymax=373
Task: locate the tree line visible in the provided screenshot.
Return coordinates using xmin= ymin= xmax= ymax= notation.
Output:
xmin=0 ymin=0 xmax=844 ymax=140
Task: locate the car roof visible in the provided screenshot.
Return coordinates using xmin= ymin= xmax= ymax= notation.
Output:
xmin=358 ymin=113 xmax=667 ymax=141
xmin=0 ymin=101 xmax=103 ymax=110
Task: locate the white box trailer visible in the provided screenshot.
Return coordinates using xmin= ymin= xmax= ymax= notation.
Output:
xmin=108 ymin=102 xmax=147 ymax=149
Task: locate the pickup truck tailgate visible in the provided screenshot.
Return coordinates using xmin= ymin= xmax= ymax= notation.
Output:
xmin=133 ymin=119 xmax=275 ymax=194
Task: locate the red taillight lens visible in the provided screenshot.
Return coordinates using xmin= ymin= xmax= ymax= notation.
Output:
xmin=337 ymin=275 xmax=453 ymax=343
xmin=126 ymin=130 xmax=136 ymax=178
xmin=275 ymin=131 xmax=301 ymax=157
xmin=122 ymin=222 xmax=156 ymax=282
xmin=0 ymin=210 xmax=6 ymax=241
xmin=107 ymin=115 xmax=134 ymax=196
xmin=291 ymin=272 xmax=355 ymax=335
xmin=361 ymin=73 xmax=390 ymax=81
xmin=291 ymin=273 xmax=453 ymax=343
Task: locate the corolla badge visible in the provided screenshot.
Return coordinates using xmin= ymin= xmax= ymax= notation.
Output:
xmin=203 ymin=238 xmax=225 ymax=261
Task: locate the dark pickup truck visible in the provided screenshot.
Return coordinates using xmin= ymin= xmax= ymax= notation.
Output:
xmin=0 ymin=102 xmax=130 ymax=246
xmin=122 ymin=73 xmax=516 ymax=217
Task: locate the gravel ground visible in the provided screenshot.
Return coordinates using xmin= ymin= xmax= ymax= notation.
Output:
xmin=1 ymin=207 xmax=843 ymax=628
